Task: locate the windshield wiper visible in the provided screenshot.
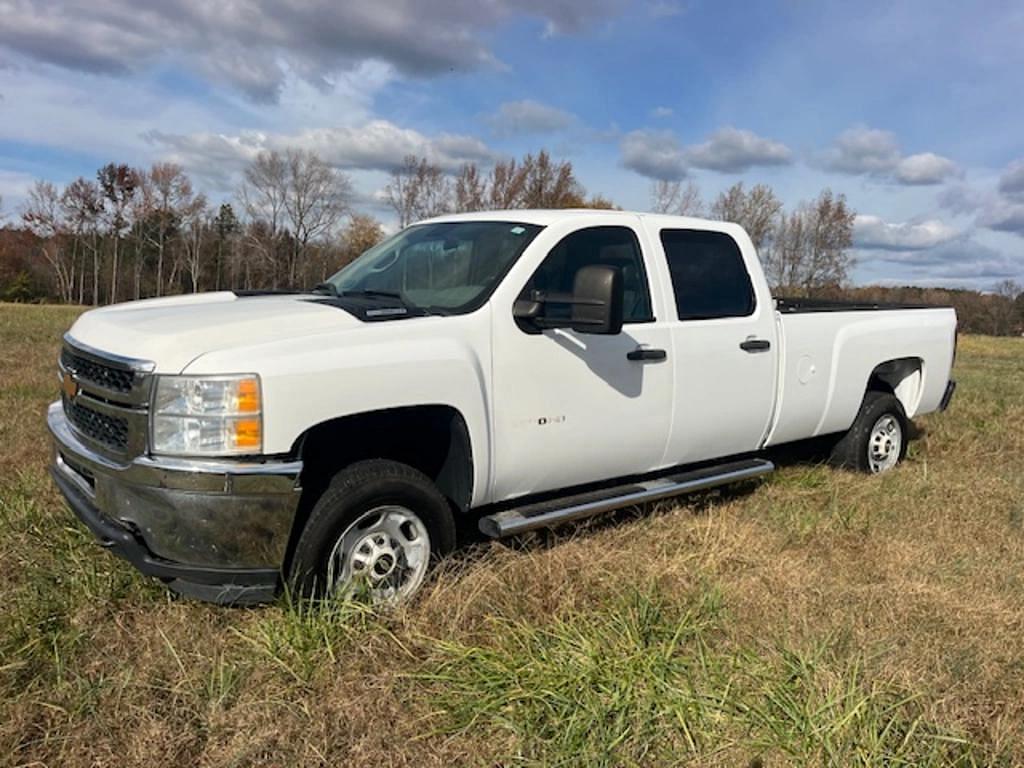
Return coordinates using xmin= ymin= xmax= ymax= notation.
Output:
xmin=339 ymin=289 xmax=432 ymax=316
xmin=323 ymin=288 xmax=447 ymax=318
xmin=312 ymin=282 xmax=338 ymax=296
xmin=339 ymin=289 xmax=404 ymax=300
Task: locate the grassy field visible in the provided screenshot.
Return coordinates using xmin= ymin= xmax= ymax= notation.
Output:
xmin=1 ymin=302 xmax=1022 ymax=767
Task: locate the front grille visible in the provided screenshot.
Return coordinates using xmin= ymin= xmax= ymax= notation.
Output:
xmin=60 ymin=348 xmax=135 ymax=394
xmin=64 ymin=396 xmax=129 ymax=451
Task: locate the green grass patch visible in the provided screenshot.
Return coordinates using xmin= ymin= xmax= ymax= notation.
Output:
xmin=415 ymin=584 xmax=990 ymax=766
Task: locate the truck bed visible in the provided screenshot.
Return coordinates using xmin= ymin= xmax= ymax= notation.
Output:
xmin=764 ymin=304 xmax=957 ymax=448
xmin=775 ymin=297 xmax=948 ymax=313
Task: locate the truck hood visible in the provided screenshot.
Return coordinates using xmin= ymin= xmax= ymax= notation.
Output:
xmin=67 ymin=291 xmax=360 ymax=372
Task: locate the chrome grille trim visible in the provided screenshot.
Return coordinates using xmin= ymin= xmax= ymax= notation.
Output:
xmin=59 ymin=335 xmax=155 ymax=460
xmin=60 ymin=334 xmax=155 ymax=408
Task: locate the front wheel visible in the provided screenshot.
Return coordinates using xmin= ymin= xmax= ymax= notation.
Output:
xmin=290 ymin=460 xmax=456 ymax=602
xmin=830 ymin=391 xmax=909 ymax=474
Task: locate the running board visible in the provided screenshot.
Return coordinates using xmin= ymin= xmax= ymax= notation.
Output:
xmin=478 ymin=458 xmax=774 ymax=539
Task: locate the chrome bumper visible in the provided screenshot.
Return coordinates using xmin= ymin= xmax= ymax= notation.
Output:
xmin=47 ymin=401 xmax=302 ymax=603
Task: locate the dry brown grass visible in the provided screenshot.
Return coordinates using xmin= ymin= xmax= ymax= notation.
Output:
xmin=1 ymin=302 xmax=1022 ymax=766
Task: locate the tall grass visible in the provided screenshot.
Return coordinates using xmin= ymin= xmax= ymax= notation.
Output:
xmin=0 ymin=303 xmax=1021 ymax=766
xmin=416 ymin=585 xmax=987 ymax=766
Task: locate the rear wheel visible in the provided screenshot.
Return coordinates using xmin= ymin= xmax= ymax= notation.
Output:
xmin=290 ymin=459 xmax=456 ymax=602
xmin=830 ymin=391 xmax=908 ymax=474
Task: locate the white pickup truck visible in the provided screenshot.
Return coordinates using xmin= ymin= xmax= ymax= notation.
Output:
xmin=48 ymin=210 xmax=957 ymax=603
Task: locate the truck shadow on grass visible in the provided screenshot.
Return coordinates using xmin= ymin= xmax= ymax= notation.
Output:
xmin=462 ymin=424 xmax=929 ymax=554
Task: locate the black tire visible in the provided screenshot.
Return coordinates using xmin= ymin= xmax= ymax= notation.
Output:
xmin=829 ymin=391 xmax=909 ymax=474
xmin=290 ymin=459 xmax=456 ymax=598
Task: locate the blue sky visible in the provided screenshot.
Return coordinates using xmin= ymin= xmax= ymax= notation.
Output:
xmin=1 ymin=0 xmax=1022 ymax=288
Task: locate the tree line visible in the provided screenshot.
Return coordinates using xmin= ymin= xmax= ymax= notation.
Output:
xmin=11 ymin=152 xmax=382 ymax=305
xmin=0 ymin=150 xmax=1020 ymax=336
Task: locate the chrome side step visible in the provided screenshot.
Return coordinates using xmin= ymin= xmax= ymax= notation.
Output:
xmin=478 ymin=458 xmax=774 ymax=539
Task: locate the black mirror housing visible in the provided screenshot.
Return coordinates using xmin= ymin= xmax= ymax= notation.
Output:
xmin=571 ymin=264 xmax=624 ymax=335
xmin=513 ymin=264 xmax=624 ymax=335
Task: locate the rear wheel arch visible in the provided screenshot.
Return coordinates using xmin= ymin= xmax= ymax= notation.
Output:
xmin=865 ymin=357 xmax=923 ymax=417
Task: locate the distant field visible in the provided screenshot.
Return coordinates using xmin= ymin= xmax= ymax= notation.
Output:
xmin=1 ymin=301 xmax=1022 ymax=767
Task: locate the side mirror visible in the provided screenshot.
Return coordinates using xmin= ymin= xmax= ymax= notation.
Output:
xmin=513 ymin=264 xmax=624 ymax=335
xmin=570 ymin=264 xmax=624 ymax=335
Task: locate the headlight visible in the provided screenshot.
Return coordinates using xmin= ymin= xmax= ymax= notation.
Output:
xmin=150 ymin=375 xmax=262 ymax=456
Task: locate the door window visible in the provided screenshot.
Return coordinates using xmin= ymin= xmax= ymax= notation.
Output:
xmin=519 ymin=226 xmax=654 ymax=324
xmin=660 ymin=229 xmax=755 ymax=320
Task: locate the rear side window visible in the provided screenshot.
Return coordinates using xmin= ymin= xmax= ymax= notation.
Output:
xmin=520 ymin=225 xmax=654 ymax=323
xmin=660 ymin=229 xmax=755 ymax=320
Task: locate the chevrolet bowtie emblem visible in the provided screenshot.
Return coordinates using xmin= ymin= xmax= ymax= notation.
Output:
xmin=62 ymin=370 xmax=80 ymax=400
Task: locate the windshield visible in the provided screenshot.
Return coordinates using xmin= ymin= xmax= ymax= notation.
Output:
xmin=319 ymin=220 xmax=544 ymax=315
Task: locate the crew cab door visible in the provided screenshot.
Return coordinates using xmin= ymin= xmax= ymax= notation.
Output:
xmin=653 ymin=226 xmax=777 ymax=464
xmin=490 ymin=220 xmax=674 ymax=502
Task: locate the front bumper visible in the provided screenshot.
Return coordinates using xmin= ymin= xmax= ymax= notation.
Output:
xmin=47 ymin=401 xmax=303 ymax=604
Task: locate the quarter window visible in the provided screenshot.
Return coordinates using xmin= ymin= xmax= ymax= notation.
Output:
xmin=519 ymin=226 xmax=654 ymax=323
xmin=660 ymin=229 xmax=755 ymax=320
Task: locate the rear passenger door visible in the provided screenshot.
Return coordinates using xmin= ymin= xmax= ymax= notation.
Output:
xmin=657 ymin=227 xmax=777 ymax=464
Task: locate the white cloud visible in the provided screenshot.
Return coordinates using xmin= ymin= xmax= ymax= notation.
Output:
xmin=620 ymin=126 xmax=792 ymax=179
xmin=650 ymin=106 xmax=673 ymax=118
xmin=0 ymin=61 xmax=389 ymax=167
xmin=894 ymin=152 xmax=960 ymax=185
xmin=0 ymin=169 xmax=37 ymax=214
xmin=0 ymin=0 xmax=628 ymax=101
xmin=937 ymin=183 xmax=988 ymax=215
xmin=857 ymin=237 xmax=1022 ymax=288
xmin=997 ymin=158 xmax=1024 ymax=201
xmin=486 ymin=100 xmax=575 ymax=137
xmin=822 ymin=126 xmax=901 ymax=175
xmin=853 ymin=214 xmax=960 ymax=251
xmin=147 ymin=120 xmax=499 ymax=187
xmin=978 ymin=200 xmax=1024 ymax=236
xmin=620 ymin=129 xmax=687 ymax=180
xmin=821 ymin=126 xmax=957 ymax=186
xmin=686 ymin=126 xmax=792 ymax=172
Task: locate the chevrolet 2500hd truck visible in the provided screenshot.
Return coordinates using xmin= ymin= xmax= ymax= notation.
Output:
xmin=48 ymin=210 xmax=957 ymax=604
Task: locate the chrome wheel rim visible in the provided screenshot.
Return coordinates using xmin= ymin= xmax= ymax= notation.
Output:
xmin=868 ymin=414 xmax=902 ymax=473
xmin=326 ymin=505 xmax=430 ymax=602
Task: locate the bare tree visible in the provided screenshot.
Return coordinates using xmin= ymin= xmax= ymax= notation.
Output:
xmin=22 ymin=181 xmax=75 ymax=303
xmin=992 ymin=279 xmax=1023 ymax=335
xmin=710 ymin=182 xmax=782 ymax=253
xmin=488 ymin=159 xmax=527 ymax=209
xmin=97 ymin=163 xmax=140 ymax=304
xmin=994 ymin=279 xmax=1022 ymax=301
xmin=182 ymin=195 xmax=209 ymax=293
xmin=142 ymin=163 xmax=198 ymax=296
xmin=385 ymin=155 xmax=452 ymax=227
xmin=238 ymin=150 xmax=288 ymax=287
xmin=650 ymin=179 xmax=703 ymax=216
xmin=61 ymin=178 xmax=103 ymax=304
xmin=282 ymin=149 xmax=352 ymax=286
xmin=519 ymin=150 xmax=584 ymax=208
xmin=454 ymin=163 xmax=487 ymax=212
xmin=767 ymin=190 xmax=855 ymax=293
